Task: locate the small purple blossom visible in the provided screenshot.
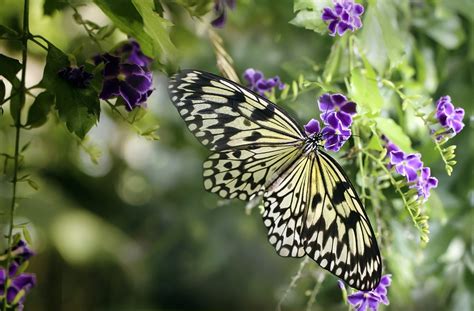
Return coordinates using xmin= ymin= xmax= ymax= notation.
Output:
xmin=436 ymin=96 xmax=465 ymax=135
xmin=116 ymin=40 xmax=153 ymax=68
xmin=318 ymin=93 xmax=357 ymax=128
xmin=321 ymin=122 xmax=351 ymax=152
xmin=0 ymin=240 xmax=36 ymax=310
xmin=96 ymin=53 xmax=153 ymax=111
xmin=304 ymin=119 xmax=321 ymax=136
xmin=211 ymin=0 xmax=236 ymax=28
xmin=243 ymin=68 xmax=285 ymax=97
xmin=345 ymin=274 xmax=391 ymax=311
xmin=412 ymin=167 xmax=438 ymax=201
xmin=389 ymin=151 xmax=423 ymax=182
xmin=383 ymin=138 xmax=438 ymax=201
xmin=58 ymin=65 xmax=93 ymax=89
xmin=322 ymin=0 xmax=364 ymax=36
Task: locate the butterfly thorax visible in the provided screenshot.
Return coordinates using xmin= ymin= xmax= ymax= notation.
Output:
xmin=303 ymin=133 xmax=323 ymax=155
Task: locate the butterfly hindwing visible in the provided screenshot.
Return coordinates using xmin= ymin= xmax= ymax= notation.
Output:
xmin=168 ymin=70 xmax=304 ymax=151
xmin=263 ymin=151 xmax=381 ymax=291
xmin=203 ymin=145 xmax=302 ymax=200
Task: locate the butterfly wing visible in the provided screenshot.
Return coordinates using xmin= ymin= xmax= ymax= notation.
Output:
xmin=168 ymin=70 xmax=304 ymax=151
xmin=203 ymin=145 xmax=302 ymax=200
xmin=169 ymin=69 xmax=305 ymax=199
xmin=263 ymin=151 xmax=382 ymax=291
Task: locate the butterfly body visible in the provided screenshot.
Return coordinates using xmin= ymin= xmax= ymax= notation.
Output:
xmin=168 ymin=69 xmax=382 ymax=291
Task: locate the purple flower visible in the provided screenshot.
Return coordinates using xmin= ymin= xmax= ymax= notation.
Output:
xmin=389 ymin=151 xmax=423 ymax=182
xmin=318 ymin=93 xmax=357 ymax=128
xmin=321 ymin=121 xmax=352 ymax=152
xmin=116 ymin=40 xmax=153 ymax=68
xmin=96 ymin=53 xmax=153 ymax=111
xmin=322 ymin=0 xmax=364 ymax=36
xmin=58 ymin=65 xmax=93 ymax=89
xmin=436 ymin=96 xmax=465 ymax=135
xmin=211 ymin=0 xmax=236 ymax=28
xmin=346 ymin=274 xmax=391 ymax=311
xmin=0 ymin=240 xmax=36 ymax=310
xmin=412 ymin=167 xmax=438 ymax=201
xmin=304 ymin=119 xmax=321 ymax=136
xmin=243 ymin=68 xmax=285 ymax=97
xmin=0 ymin=268 xmax=36 ymax=309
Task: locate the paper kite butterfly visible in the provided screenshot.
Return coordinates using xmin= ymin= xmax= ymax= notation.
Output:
xmin=168 ymin=69 xmax=382 ymax=290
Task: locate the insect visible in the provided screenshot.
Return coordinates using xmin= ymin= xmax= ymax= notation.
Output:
xmin=168 ymin=69 xmax=382 ymax=290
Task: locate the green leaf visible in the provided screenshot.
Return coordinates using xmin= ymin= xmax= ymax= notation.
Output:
xmin=94 ymin=0 xmax=177 ymax=62
xmin=39 ymin=44 xmax=100 ymax=138
xmin=43 ymin=0 xmax=68 ymax=16
xmin=367 ymin=135 xmax=383 ymax=151
xmin=132 ymin=0 xmax=177 ymax=60
xmin=23 ymin=226 xmax=33 ymax=244
xmin=375 ymin=117 xmax=413 ymax=152
xmin=359 ymin=1 xmax=405 ymax=73
xmin=26 ymin=91 xmax=55 ymax=128
xmin=349 ymin=63 xmax=383 ymax=117
xmin=0 ymin=80 xmax=5 ymax=103
xmin=0 ymin=54 xmax=22 ymax=83
xmin=290 ymin=0 xmax=332 ymax=34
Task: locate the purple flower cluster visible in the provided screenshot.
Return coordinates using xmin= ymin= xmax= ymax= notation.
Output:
xmin=322 ymin=0 xmax=364 ymax=36
xmin=435 ymin=96 xmax=465 ymax=136
xmin=319 ymin=93 xmax=356 ymax=151
xmin=340 ymin=274 xmax=391 ymax=311
xmin=58 ymin=65 xmax=93 ymax=89
xmin=95 ymin=39 xmax=154 ymax=111
xmin=383 ymin=137 xmax=438 ymax=201
xmin=0 ymin=240 xmax=36 ymax=310
xmin=211 ymin=0 xmax=236 ymax=28
xmin=243 ymin=68 xmax=285 ymax=97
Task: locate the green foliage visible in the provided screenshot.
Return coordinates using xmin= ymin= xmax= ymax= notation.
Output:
xmin=94 ymin=0 xmax=177 ymax=63
xmin=290 ymin=0 xmax=332 ymax=34
xmin=26 ymin=91 xmax=54 ymax=128
xmin=39 ymin=44 xmax=100 ymax=138
xmin=0 ymin=53 xmax=22 ymax=82
xmin=349 ymin=62 xmax=383 ymax=116
xmin=375 ymin=117 xmax=412 ymax=152
xmin=359 ymin=1 xmax=405 ymax=72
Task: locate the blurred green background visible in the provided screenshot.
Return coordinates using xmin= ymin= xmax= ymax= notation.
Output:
xmin=0 ymin=0 xmax=472 ymax=310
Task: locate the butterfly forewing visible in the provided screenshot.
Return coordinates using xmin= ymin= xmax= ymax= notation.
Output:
xmin=304 ymin=151 xmax=381 ymax=290
xmin=168 ymin=70 xmax=305 ymax=151
xmin=168 ymin=69 xmax=382 ymax=291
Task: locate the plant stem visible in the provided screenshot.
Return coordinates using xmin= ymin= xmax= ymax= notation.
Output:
xmin=3 ymin=0 xmax=29 ymax=309
xmin=361 ymin=150 xmax=424 ymax=236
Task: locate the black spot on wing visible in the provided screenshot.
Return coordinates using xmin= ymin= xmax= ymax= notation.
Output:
xmin=244 ymin=131 xmax=263 ymax=142
xmin=331 ymin=181 xmax=350 ymax=205
xmin=251 ymin=106 xmax=275 ymax=121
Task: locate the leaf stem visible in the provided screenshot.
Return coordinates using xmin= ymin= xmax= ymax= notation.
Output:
xmin=3 ymin=0 xmax=29 ymax=309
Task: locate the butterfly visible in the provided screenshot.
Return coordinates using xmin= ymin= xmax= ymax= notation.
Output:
xmin=168 ymin=69 xmax=382 ymax=290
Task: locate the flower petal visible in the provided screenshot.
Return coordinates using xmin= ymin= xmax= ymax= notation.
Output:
xmin=99 ymin=79 xmax=121 ymax=99
xmin=119 ymin=81 xmax=142 ymax=111
xmin=318 ymin=93 xmax=335 ymax=111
